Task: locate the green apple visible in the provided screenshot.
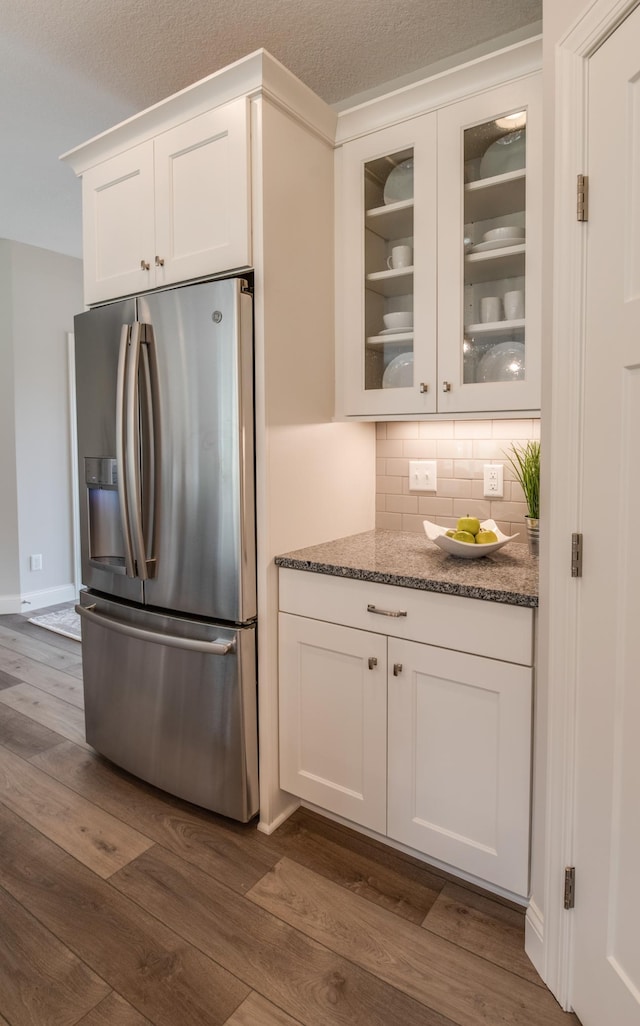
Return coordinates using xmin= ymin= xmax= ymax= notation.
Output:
xmin=476 ymin=529 xmax=499 ymax=545
xmin=452 ymin=530 xmax=476 ymax=544
xmin=456 ymin=515 xmax=481 ymax=536
xmin=445 ymin=529 xmax=456 ymax=537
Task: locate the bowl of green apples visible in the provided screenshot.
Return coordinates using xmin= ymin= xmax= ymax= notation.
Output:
xmin=423 ymin=516 xmax=517 ymax=559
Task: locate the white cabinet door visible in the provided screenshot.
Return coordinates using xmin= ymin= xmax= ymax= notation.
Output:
xmin=278 ymin=613 xmax=387 ymax=832
xmin=82 ymin=97 xmax=251 ymax=305
xmin=338 ymin=114 xmax=438 ymax=416
xmin=437 ymin=77 xmax=541 ymax=413
xmin=82 ymin=142 xmax=156 ymax=304
xmin=154 ymin=97 xmax=251 ymax=288
xmin=387 ymin=637 xmax=532 ymax=895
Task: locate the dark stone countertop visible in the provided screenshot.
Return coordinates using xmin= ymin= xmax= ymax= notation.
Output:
xmin=275 ymin=529 xmax=538 ymax=608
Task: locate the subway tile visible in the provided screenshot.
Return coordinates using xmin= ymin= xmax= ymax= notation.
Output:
xmin=376 ymin=422 xmax=388 ymax=439
xmin=401 ymin=514 xmax=427 ymax=533
xmin=376 ymin=511 xmax=403 ymax=530
xmin=377 ymin=439 xmax=404 ymax=458
xmin=453 ymin=459 xmax=482 ymax=479
xmin=376 ymin=458 xmax=387 ymax=476
xmin=385 ymin=457 xmax=410 ymax=478
xmin=437 ymin=439 xmax=473 ymax=459
xmin=376 ymin=475 xmax=403 ymax=494
xmin=403 ymin=439 xmax=438 ymax=459
xmin=495 ymin=500 xmax=529 ymax=521
xmin=454 ymin=419 xmax=493 ymax=439
xmin=473 ymin=438 xmax=508 ymax=460
xmin=438 ymin=477 xmax=472 ymax=499
xmin=453 ymin=497 xmax=490 ymax=520
xmin=491 ymin=419 xmax=535 ymax=440
xmin=418 ymin=495 xmax=454 ymax=516
xmin=418 ymin=420 xmax=455 ymax=439
xmin=387 ymin=422 xmax=420 ymax=440
xmin=375 ymin=493 xmax=386 ymax=512
xmin=385 ymin=494 xmax=419 ymax=514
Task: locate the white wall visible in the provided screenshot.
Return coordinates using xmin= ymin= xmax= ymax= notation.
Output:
xmin=0 ymin=239 xmax=83 ymax=613
xmin=526 ymin=0 xmax=591 ymax=974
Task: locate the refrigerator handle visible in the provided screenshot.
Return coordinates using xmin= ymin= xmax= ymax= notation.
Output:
xmin=140 ymin=324 xmax=159 ymax=579
xmin=123 ymin=322 xmax=151 ymax=581
xmin=116 ymin=324 xmax=137 ymax=577
xmin=76 ymin=604 xmax=236 ymax=655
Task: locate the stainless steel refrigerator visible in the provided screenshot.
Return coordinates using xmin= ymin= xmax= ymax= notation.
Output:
xmin=74 ymin=276 xmax=258 ymax=822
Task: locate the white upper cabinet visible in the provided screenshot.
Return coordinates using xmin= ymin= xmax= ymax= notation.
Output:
xmin=336 ymin=70 xmax=541 ymax=418
xmin=81 ymin=98 xmax=250 ymax=304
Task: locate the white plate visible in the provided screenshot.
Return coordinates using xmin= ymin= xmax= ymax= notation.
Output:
xmin=383 ymin=158 xmax=414 ymax=204
xmin=423 ymin=518 xmax=517 ymax=559
xmin=477 ymin=341 xmax=525 ymax=383
xmin=379 ymin=326 xmax=413 ymax=335
xmin=479 ymin=130 xmax=526 ymax=179
xmin=469 ymin=239 xmax=525 ymax=254
xmin=382 ymin=351 xmax=413 ymax=388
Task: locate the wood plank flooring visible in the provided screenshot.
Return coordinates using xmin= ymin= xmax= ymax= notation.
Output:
xmin=0 ymin=608 xmax=581 ymax=1026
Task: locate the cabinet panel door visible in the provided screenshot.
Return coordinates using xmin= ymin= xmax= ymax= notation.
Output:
xmin=387 ymin=638 xmax=532 ymax=895
xmin=437 ymin=77 xmax=541 ymax=413
xmin=154 ymin=97 xmax=251 ymax=286
xmin=279 ymin=613 xmax=387 ymax=832
xmin=82 ymin=142 xmax=156 ymax=304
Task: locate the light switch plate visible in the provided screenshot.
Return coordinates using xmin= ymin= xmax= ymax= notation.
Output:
xmin=409 ymin=460 xmax=437 ymax=492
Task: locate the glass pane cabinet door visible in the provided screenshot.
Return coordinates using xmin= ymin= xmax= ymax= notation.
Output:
xmin=438 ymin=78 xmax=541 ymax=414
xmin=339 ymin=115 xmax=437 ymax=416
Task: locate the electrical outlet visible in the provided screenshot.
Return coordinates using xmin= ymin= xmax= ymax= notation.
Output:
xmin=409 ymin=460 xmax=437 ymax=492
xmin=30 ymin=554 xmax=43 ymax=572
xmin=483 ymin=464 xmax=504 ymax=498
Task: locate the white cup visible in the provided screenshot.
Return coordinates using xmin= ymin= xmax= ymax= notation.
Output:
xmin=480 ymin=296 xmax=502 ymax=323
xmin=387 ymin=245 xmax=413 ymax=270
xmin=504 ymin=289 xmax=525 ymax=320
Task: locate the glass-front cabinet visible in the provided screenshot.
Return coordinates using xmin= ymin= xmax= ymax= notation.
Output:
xmin=338 ymin=114 xmax=438 ymax=416
xmin=337 ymin=76 xmax=541 ymax=417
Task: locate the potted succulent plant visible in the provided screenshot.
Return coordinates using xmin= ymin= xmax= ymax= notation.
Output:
xmin=506 ymin=440 xmax=540 ymax=555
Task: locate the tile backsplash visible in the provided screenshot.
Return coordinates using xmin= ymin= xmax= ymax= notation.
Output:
xmin=376 ymin=419 xmax=540 ymax=542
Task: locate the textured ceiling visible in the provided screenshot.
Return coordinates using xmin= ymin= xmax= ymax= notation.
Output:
xmin=0 ymin=0 xmax=541 ymax=259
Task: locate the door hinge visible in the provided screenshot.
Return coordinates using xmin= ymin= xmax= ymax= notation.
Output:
xmin=571 ymin=532 xmax=583 ymax=577
xmin=564 ymin=866 xmax=576 ymax=909
xmin=577 ymin=174 xmax=589 ymax=221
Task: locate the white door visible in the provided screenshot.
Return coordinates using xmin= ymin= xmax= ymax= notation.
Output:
xmin=387 ymin=637 xmax=532 ymax=896
xmin=278 ymin=613 xmax=387 ymax=833
xmin=571 ymin=6 xmax=640 ymax=1022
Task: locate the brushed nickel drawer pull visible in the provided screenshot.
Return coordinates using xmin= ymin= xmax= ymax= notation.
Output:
xmin=367 ymin=604 xmax=407 ymax=618
xmin=140 ymin=259 xmax=150 ymax=271
xmin=393 ymin=663 xmax=403 ymax=676
xmin=368 ymin=656 xmax=378 ymax=670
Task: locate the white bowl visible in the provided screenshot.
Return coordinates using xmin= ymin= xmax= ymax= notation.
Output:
xmin=383 ymin=158 xmax=414 ymax=205
xmin=483 ymin=226 xmax=525 ymax=243
xmin=382 ymin=351 xmax=413 ymax=388
xmin=423 ymin=518 xmax=518 ymax=559
xmin=479 ymin=130 xmax=526 ymax=179
xmin=383 ymin=311 xmax=413 ymax=331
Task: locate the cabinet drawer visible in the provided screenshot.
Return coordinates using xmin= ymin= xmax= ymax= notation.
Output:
xmin=278 ymin=568 xmax=533 ymax=666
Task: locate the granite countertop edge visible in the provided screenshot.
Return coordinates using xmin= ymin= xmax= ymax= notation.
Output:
xmin=274 ymin=530 xmax=539 ymax=609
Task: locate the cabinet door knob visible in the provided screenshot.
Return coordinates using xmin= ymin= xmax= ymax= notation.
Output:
xmin=393 ymin=663 xmax=403 ymax=677
xmin=419 ymin=382 xmax=429 ymax=393
xmin=140 ymin=259 xmax=150 ymax=271
xmin=155 ymin=255 xmax=165 ymax=267
xmin=442 ymin=381 xmax=452 ymax=392
xmin=368 ymin=656 xmax=378 ymax=670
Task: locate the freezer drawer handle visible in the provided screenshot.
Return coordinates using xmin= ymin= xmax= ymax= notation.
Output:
xmin=366 ymin=604 xmax=407 ymax=618
xmin=76 ymin=604 xmax=236 ymax=656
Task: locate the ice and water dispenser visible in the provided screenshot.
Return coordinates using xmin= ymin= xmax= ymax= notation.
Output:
xmin=85 ymin=457 xmax=126 ymax=571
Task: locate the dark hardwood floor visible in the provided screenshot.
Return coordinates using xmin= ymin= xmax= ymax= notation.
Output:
xmin=0 ymin=608 xmax=581 ymax=1026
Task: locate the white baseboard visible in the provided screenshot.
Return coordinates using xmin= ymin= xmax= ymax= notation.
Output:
xmin=525 ymin=897 xmax=545 ymax=978
xmin=0 ymin=593 xmax=23 ymax=615
xmin=257 ymin=797 xmax=300 ymax=835
xmin=18 ymin=583 xmax=78 ymax=614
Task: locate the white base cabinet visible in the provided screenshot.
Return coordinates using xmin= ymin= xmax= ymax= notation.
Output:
xmin=278 ymin=568 xmax=533 ymax=896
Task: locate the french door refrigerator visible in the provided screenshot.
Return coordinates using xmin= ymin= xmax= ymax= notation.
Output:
xmin=74 ymin=276 xmax=258 ymax=821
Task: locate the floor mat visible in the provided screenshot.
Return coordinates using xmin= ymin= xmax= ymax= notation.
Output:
xmin=29 ymin=607 xmax=81 ymax=641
